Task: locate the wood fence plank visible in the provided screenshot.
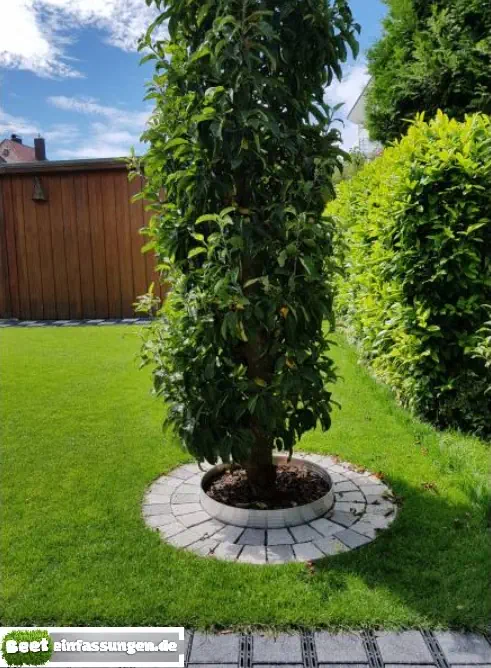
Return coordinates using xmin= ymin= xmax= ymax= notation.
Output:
xmin=2 ymin=165 xmax=167 ymax=321
xmin=113 ymin=171 xmax=135 ymax=317
xmin=75 ymin=173 xmax=96 ymax=319
xmin=100 ymin=172 xmax=121 ymax=318
xmin=10 ymin=177 xmax=30 ymax=318
xmin=60 ymin=174 xmax=83 ymax=319
xmin=34 ymin=179 xmax=57 ymax=320
xmin=0 ymin=178 xmax=12 ymax=318
xmin=21 ymin=177 xmax=44 ymax=319
xmin=49 ymin=175 xmax=70 ymax=319
xmin=87 ymin=172 xmax=109 ymax=318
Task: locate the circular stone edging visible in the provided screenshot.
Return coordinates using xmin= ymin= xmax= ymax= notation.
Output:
xmin=142 ymin=452 xmax=398 ymax=565
xmin=200 ymin=455 xmax=334 ymax=528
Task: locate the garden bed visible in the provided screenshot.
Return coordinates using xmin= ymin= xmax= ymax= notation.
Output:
xmin=205 ymin=462 xmax=330 ymax=510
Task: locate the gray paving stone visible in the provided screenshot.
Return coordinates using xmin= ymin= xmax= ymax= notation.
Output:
xmin=334 ymin=481 xmax=359 ymax=492
xmin=190 ymin=632 xmax=240 ymax=663
xmin=304 ymin=453 xmax=326 ymax=463
xmin=310 ymin=517 xmax=342 ymax=538
xmin=357 ymin=483 xmax=386 ymax=496
xmin=327 ymin=509 xmax=358 ymax=527
xmin=168 ymin=467 xmax=196 ymax=481
xmin=158 ymin=522 xmax=187 ymax=538
xmin=180 ymin=518 xmax=224 ymax=537
xmin=365 ymin=492 xmax=392 ymax=505
xmin=289 ymin=524 xmax=324 ymax=543
xmin=167 ymin=527 xmax=208 ymax=548
xmin=145 ymin=513 xmax=176 ymax=529
xmin=153 ymin=476 xmax=181 ymax=490
xmin=188 ymin=664 xmax=234 ymax=667
xmin=329 ymin=463 xmax=349 ymax=473
xmin=186 ymin=537 xmax=220 ymax=556
xmin=181 ymin=463 xmax=202 ymax=474
xmin=237 ymin=528 xmax=265 ymax=545
xmin=334 ymin=501 xmax=366 ymax=515
xmin=171 ymin=492 xmax=201 ymax=504
xmin=318 ymin=664 xmax=368 ymax=668
xmin=435 ymin=631 xmax=491 ymax=664
xmin=336 ymin=528 xmax=373 ymax=549
xmin=252 ymin=634 xmax=303 ymax=662
xmin=336 ymin=490 xmax=366 ymax=503
xmin=292 ymin=541 xmax=325 ymax=561
xmin=317 ymin=456 xmax=338 ymax=468
xmin=178 ymin=511 xmax=214 ymax=528
xmin=314 ymin=536 xmax=349 ymax=556
xmin=315 ymin=631 xmax=367 ymax=662
xmin=348 ymin=521 xmax=378 ymax=539
xmin=252 ymin=665 xmax=303 ymax=668
xmin=238 ymin=545 xmax=267 ymax=564
xmin=267 ymin=544 xmax=295 ymax=564
xmin=212 ymin=542 xmax=242 ymax=561
xmin=172 ymin=502 xmax=203 ymax=516
xmin=145 ymin=490 xmax=173 ymax=505
xmin=211 ymin=524 xmax=245 ymax=543
xmin=179 ymin=482 xmax=202 ymax=493
xmin=383 ymin=665 xmax=434 ymax=668
xmin=376 ymin=631 xmax=434 ymax=664
xmin=358 ymin=513 xmax=392 ymax=528
xmin=267 ymin=528 xmax=295 ymax=545
xmin=364 ymin=500 xmax=396 ymax=515
xmin=142 ymin=503 xmax=172 ymax=517
xmin=186 ymin=474 xmax=203 ymax=485
xmin=329 ymin=471 xmax=349 ymax=483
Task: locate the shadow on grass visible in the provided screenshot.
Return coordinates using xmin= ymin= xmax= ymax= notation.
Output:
xmin=309 ymin=474 xmax=491 ymax=631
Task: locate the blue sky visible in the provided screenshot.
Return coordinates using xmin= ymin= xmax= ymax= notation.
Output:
xmin=0 ymin=0 xmax=387 ymax=160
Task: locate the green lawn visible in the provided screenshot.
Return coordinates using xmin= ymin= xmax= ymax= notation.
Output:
xmin=1 ymin=326 xmax=489 ymax=631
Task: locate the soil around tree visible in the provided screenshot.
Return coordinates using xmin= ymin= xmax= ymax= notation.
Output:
xmin=204 ymin=463 xmax=331 ymax=510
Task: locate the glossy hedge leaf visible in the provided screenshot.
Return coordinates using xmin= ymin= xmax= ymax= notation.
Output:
xmin=328 ymin=112 xmax=491 ymax=438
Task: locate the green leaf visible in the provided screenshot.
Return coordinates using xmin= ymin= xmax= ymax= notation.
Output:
xmin=187 ymin=247 xmax=207 ymax=258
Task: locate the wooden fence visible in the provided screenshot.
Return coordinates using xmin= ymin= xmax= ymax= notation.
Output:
xmin=0 ymin=159 xmax=166 ymax=320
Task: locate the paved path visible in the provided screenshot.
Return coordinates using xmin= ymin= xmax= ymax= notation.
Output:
xmin=144 ymin=459 xmax=398 ymax=564
xmin=183 ymin=630 xmax=491 ymax=667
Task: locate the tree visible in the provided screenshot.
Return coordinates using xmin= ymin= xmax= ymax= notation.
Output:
xmin=366 ymin=0 xmax=491 ymax=144
xmin=134 ymin=0 xmax=359 ymax=497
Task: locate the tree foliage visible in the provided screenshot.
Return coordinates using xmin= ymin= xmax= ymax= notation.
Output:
xmin=366 ymin=0 xmax=491 ymax=144
xmin=133 ymin=0 xmax=359 ymax=489
xmin=328 ymin=112 xmax=491 ymax=438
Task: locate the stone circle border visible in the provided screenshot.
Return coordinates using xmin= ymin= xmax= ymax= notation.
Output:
xmin=142 ymin=452 xmax=398 ymax=565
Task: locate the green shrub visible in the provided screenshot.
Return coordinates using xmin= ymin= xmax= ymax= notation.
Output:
xmin=133 ymin=0 xmax=359 ymax=495
xmin=328 ymin=112 xmax=491 ymax=438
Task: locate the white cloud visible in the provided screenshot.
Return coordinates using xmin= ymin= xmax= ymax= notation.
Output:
xmin=0 ymin=0 xmax=161 ymax=78
xmin=48 ymin=95 xmax=150 ymax=128
xmin=0 ymin=94 xmax=149 ymax=159
xmin=326 ymin=64 xmax=370 ymax=112
xmin=47 ymin=95 xmax=151 ymax=158
xmin=325 ymin=64 xmax=370 ymax=151
xmin=0 ymin=106 xmax=39 ymax=137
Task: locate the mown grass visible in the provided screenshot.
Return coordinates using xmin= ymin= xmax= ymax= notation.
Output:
xmin=1 ymin=326 xmax=489 ymax=631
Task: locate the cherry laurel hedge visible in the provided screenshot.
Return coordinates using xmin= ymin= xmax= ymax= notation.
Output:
xmin=328 ymin=112 xmax=491 ymax=438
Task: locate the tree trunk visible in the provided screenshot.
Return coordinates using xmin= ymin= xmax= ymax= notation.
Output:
xmin=244 ymin=419 xmax=276 ymax=499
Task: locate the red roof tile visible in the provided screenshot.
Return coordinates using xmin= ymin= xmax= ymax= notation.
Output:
xmin=0 ymin=139 xmax=36 ymax=163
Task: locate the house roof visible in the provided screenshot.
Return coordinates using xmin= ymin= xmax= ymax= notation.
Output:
xmin=347 ymin=79 xmax=371 ymax=126
xmin=0 ymin=138 xmax=36 ymax=163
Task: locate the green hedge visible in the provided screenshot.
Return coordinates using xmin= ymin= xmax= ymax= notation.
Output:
xmin=328 ymin=112 xmax=491 ymax=438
